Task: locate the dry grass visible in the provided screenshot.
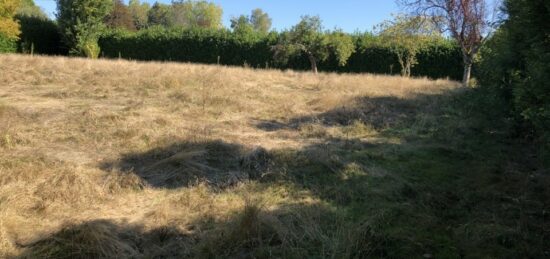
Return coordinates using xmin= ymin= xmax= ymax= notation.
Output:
xmin=2 ymin=54 xmax=544 ymax=258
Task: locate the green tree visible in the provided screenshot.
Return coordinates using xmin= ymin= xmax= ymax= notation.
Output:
xmin=128 ymin=0 xmax=149 ymax=30
xmin=56 ymin=0 xmax=113 ymax=57
xmin=147 ymin=2 xmax=170 ymax=27
xmin=230 ymin=15 xmax=253 ymax=34
xmin=377 ymin=15 xmax=439 ymax=77
xmin=16 ymin=0 xmax=47 ymax=18
xmin=105 ymin=0 xmax=136 ymax=31
xmin=250 ymin=8 xmax=271 ymax=33
xmin=274 ymin=16 xmax=354 ymax=74
xmin=170 ymin=0 xmax=222 ymax=29
xmin=0 ymin=0 xmax=21 ymax=40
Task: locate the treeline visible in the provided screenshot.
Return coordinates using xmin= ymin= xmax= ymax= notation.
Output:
xmin=99 ymin=27 xmax=462 ymax=79
xmin=0 ymin=0 xmax=463 ymax=80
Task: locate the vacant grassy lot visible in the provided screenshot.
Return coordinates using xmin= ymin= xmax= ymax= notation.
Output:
xmin=0 ymin=54 xmax=547 ymax=258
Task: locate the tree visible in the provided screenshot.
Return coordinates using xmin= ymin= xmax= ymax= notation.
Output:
xmin=16 ymin=0 xmax=47 ymax=18
xmin=0 ymin=0 xmax=21 ymax=40
xmin=170 ymin=0 xmax=222 ymax=29
xmin=400 ymin=0 xmax=491 ymax=86
xmin=230 ymin=15 xmax=253 ymax=34
xmin=57 ymin=0 xmax=113 ymax=57
xmin=231 ymin=9 xmax=271 ymax=34
xmin=128 ymin=0 xmax=150 ymax=30
xmin=274 ymin=16 xmax=354 ymax=74
xmin=147 ymin=2 xmax=170 ymax=27
xmin=105 ymin=0 xmax=136 ymax=31
xmin=250 ymin=8 xmax=271 ymax=33
xmin=15 ymin=0 xmax=63 ymax=54
xmin=377 ymin=15 xmax=440 ymax=77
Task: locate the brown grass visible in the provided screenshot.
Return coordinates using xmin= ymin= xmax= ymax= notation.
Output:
xmin=0 ymin=54 xmax=465 ymax=257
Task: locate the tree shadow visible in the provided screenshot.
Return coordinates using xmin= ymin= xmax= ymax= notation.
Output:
xmin=254 ymin=92 xmax=446 ymax=132
xmin=100 ymin=140 xmax=274 ymax=189
xmin=89 ymin=88 xmax=548 ymax=257
xmin=14 ymin=203 xmax=366 ymax=258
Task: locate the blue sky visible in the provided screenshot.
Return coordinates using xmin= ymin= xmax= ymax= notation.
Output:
xmin=35 ymin=0 xmax=399 ymax=32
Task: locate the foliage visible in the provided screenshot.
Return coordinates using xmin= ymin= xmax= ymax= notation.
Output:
xmin=478 ymin=0 xmax=550 ymax=156
xmin=105 ymin=0 xmax=135 ymax=31
xmin=400 ymin=0 xmax=490 ymax=86
xmin=128 ymin=0 xmax=149 ymax=30
xmin=250 ymin=8 xmax=271 ymax=34
xmin=16 ymin=0 xmax=46 ymax=18
xmin=231 ymin=8 xmax=271 ymax=35
xmin=99 ymin=27 xmax=276 ymax=67
xmin=16 ymin=14 xmax=65 ymax=55
xmin=0 ymin=0 xmax=21 ymax=40
xmin=274 ymin=16 xmax=354 ymax=73
xmin=99 ymin=27 xmax=462 ymax=79
xmin=147 ymin=2 xmax=170 ymax=27
xmin=0 ymin=32 xmax=16 ymax=52
xmin=170 ymin=0 xmax=222 ymax=29
xmin=56 ymin=0 xmax=113 ymax=56
xmin=376 ymin=15 xmax=439 ymax=77
xmin=230 ymin=15 xmax=253 ymax=34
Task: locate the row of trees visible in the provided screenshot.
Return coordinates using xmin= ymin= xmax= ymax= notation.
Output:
xmin=2 ymin=0 xmax=487 ymax=86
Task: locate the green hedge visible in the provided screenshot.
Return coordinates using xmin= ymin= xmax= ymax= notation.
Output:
xmin=99 ymin=27 xmax=463 ymax=80
xmin=99 ymin=27 xmax=276 ymax=67
xmin=0 ymin=34 xmax=17 ymax=53
xmin=16 ymin=15 xmax=66 ymax=55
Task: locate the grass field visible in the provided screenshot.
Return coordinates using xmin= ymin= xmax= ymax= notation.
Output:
xmin=0 ymin=54 xmax=547 ymax=258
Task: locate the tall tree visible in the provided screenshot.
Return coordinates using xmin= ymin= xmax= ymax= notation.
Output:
xmin=147 ymin=2 xmax=170 ymax=27
xmin=170 ymin=0 xmax=222 ymax=29
xmin=400 ymin=0 xmax=491 ymax=86
xmin=16 ymin=0 xmax=47 ymax=18
xmin=128 ymin=0 xmax=150 ymax=29
xmin=250 ymin=8 xmax=271 ymax=33
xmin=274 ymin=16 xmax=354 ymax=74
xmin=0 ymin=0 xmax=21 ymax=40
xmin=105 ymin=0 xmax=136 ymax=31
xmin=56 ymin=0 xmax=113 ymax=57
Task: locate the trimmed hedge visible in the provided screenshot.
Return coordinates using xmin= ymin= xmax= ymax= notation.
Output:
xmin=0 ymin=34 xmax=17 ymax=53
xmin=99 ymin=27 xmax=463 ymax=80
xmin=16 ymin=15 xmax=66 ymax=55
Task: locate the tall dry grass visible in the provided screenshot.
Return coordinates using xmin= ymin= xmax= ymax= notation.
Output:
xmin=0 ymin=54 xmax=462 ymax=257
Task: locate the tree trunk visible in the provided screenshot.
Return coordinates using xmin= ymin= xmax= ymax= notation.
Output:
xmin=308 ymin=54 xmax=318 ymax=74
xmin=462 ymin=62 xmax=472 ymax=87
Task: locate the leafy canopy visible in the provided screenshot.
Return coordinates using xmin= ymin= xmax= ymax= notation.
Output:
xmin=0 ymin=0 xmax=21 ymax=39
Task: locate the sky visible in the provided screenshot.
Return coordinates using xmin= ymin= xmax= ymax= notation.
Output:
xmin=34 ymin=0 xmax=400 ymax=33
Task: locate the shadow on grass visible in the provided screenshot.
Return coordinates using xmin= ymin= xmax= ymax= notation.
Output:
xmin=16 ymin=203 xmax=390 ymax=258
xmin=100 ymin=140 xmax=274 ymax=189
xmin=94 ymin=88 xmax=548 ymax=257
xmin=255 ymin=92 xmax=450 ymax=132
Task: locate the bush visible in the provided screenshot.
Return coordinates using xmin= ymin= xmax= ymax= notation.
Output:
xmin=478 ymin=0 xmax=550 ymax=160
xmin=0 ymin=34 xmax=17 ymax=53
xmin=99 ymin=28 xmax=463 ymax=80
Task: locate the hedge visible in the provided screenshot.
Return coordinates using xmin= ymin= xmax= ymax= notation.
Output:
xmin=99 ymin=27 xmax=463 ymax=80
xmin=16 ymin=15 xmax=67 ymax=55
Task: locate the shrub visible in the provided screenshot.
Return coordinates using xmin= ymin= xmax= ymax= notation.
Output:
xmin=0 ymin=33 xmax=16 ymax=53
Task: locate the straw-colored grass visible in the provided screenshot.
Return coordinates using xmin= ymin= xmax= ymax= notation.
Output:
xmin=0 ymin=54 xmax=546 ymax=258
